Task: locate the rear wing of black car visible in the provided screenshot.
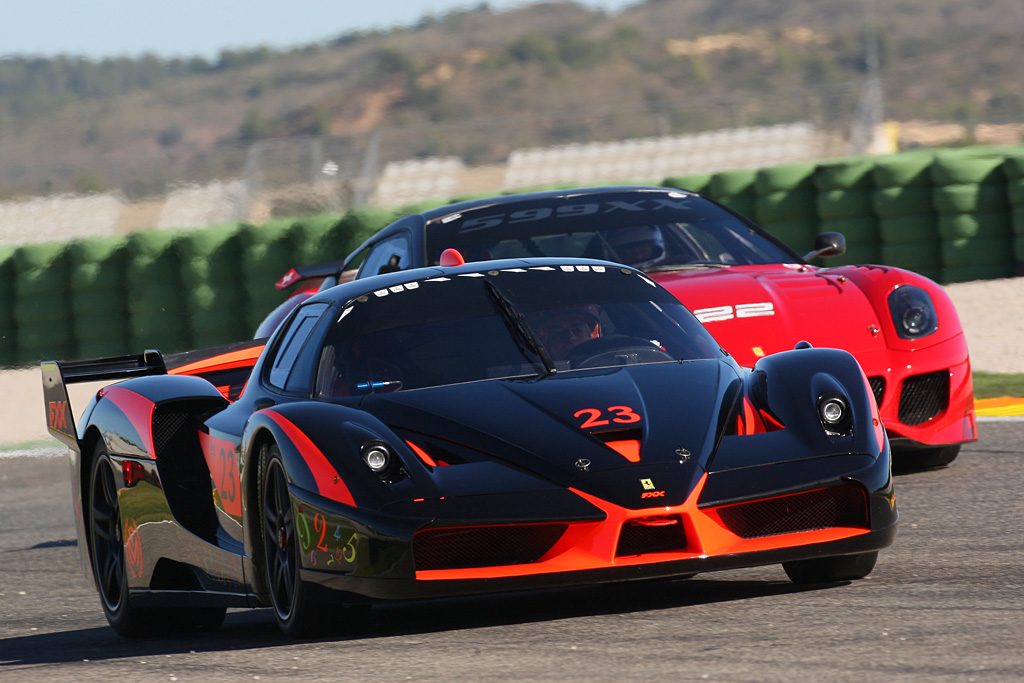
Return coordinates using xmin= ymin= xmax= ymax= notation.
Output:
xmin=41 ymin=350 xmax=166 ymax=448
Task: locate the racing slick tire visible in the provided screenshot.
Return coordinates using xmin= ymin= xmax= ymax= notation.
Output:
xmin=260 ymin=443 xmax=331 ymax=638
xmin=89 ymin=445 xmax=225 ymax=637
xmin=781 ymin=551 xmax=878 ymax=585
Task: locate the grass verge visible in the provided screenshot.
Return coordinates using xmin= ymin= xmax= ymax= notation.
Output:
xmin=972 ymin=372 xmax=1024 ymax=399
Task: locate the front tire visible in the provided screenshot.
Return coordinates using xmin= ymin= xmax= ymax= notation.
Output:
xmin=782 ymin=551 xmax=878 ymax=584
xmin=261 ymin=444 xmax=327 ymax=637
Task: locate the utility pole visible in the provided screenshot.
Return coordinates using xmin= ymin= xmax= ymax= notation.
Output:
xmin=850 ymin=0 xmax=886 ymax=155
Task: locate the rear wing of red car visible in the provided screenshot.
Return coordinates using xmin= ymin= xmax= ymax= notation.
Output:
xmin=41 ymin=350 xmax=167 ymax=448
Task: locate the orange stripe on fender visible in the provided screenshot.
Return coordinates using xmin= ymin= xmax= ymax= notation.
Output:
xmin=263 ymin=411 xmax=356 ymax=507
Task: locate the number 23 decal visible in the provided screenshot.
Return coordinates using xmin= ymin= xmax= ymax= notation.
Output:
xmin=574 ymin=406 xmax=641 ymax=429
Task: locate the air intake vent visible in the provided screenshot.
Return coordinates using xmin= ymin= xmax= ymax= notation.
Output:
xmin=414 ymin=524 xmax=567 ymax=571
xmin=898 ymin=370 xmax=948 ymax=425
xmin=868 ymin=376 xmax=885 ymax=407
xmin=616 ymin=515 xmax=686 ymax=556
xmin=715 ymin=485 xmax=868 ymax=539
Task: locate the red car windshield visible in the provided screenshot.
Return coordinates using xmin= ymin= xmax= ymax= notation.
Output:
xmin=424 ymin=190 xmax=798 ymax=272
xmin=317 ymin=264 xmax=726 ymax=396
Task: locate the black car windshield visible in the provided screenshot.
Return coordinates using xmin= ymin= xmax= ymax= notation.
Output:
xmin=424 ymin=190 xmax=798 ymax=271
xmin=315 ymin=264 xmax=726 ymax=397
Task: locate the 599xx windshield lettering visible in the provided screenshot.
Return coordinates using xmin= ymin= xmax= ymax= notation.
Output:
xmin=457 ymin=198 xmax=695 ymax=232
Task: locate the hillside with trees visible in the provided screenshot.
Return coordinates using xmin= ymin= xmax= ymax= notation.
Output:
xmin=0 ymin=0 xmax=1021 ymax=200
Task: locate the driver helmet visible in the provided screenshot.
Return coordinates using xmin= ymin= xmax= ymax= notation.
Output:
xmin=606 ymin=225 xmax=666 ymax=269
xmin=534 ymin=306 xmax=601 ymax=359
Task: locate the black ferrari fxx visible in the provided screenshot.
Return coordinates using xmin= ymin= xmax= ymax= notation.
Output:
xmin=43 ymin=258 xmax=897 ymax=637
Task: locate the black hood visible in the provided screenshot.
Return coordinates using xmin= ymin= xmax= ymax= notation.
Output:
xmin=362 ymin=360 xmax=739 ymax=506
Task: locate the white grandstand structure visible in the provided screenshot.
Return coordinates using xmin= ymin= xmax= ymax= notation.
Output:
xmin=502 ymin=123 xmax=827 ymax=190
xmin=369 ymin=157 xmax=464 ymax=207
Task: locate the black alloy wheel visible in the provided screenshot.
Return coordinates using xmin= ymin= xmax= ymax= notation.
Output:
xmin=261 ymin=445 xmax=326 ymax=637
xmin=90 ymin=450 xmax=128 ymax=625
xmin=89 ymin=443 xmax=225 ymax=637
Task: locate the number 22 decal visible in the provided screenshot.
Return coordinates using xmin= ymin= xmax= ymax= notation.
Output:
xmin=574 ymin=406 xmax=641 ymax=429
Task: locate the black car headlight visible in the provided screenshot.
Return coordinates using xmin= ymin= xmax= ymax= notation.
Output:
xmin=361 ymin=440 xmax=404 ymax=483
xmin=817 ymin=392 xmax=852 ymax=437
xmin=888 ymin=285 xmax=938 ymax=340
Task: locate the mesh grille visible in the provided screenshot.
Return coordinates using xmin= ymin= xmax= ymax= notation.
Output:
xmin=413 ymin=524 xmax=567 ymax=571
xmin=152 ymin=409 xmax=192 ymax=457
xmin=868 ymin=376 xmax=885 ymax=407
xmin=616 ymin=515 xmax=687 ymax=556
xmin=716 ymin=485 xmax=868 ymax=539
xmin=898 ymin=370 xmax=949 ymax=425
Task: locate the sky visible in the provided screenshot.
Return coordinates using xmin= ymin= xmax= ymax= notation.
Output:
xmin=1 ymin=1 xmax=639 ymax=61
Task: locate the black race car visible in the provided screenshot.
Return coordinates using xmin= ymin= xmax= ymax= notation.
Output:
xmin=44 ymin=258 xmax=897 ymax=638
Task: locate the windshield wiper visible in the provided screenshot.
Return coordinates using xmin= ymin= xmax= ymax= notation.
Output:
xmin=646 ymin=261 xmax=732 ymax=273
xmin=484 ymin=280 xmax=558 ymax=377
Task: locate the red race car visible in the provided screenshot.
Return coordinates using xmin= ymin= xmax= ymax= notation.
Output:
xmin=261 ymin=186 xmax=975 ymax=469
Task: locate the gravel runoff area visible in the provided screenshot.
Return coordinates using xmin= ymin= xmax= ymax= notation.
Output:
xmin=1 ymin=276 xmax=1021 ymax=448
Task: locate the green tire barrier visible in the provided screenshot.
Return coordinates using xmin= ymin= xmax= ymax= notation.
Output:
xmin=243 ymin=220 xmax=303 ymax=333
xmin=932 ymin=183 xmax=1008 ymax=214
xmin=937 ymin=212 xmax=1012 ymax=240
xmin=315 ymin=208 xmax=393 ymax=262
xmin=716 ymin=194 xmax=758 ymax=219
xmin=126 ymin=231 xmax=192 ymax=353
xmin=816 ymin=189 xmax=874 ymax=221
xmin=0 ymin=245 xmax=17 ymax=367
xmin=704 ymin=168 xmax=757 ymax=218
xmin=754 ymin=161 xmax=817 ymax=193
xmin=931 ymin=149 xmax=1007 ymax=185
xmin=878 ymin=215 xmax=940 ymax=244
xmin=13 ymin=243 xmax=75 ymax=362
xmin=818 ymin=217 xmax=879 ymax=244
xmin=881 ymin=241 xmax=942 ymax=271
xmin=1008 ymin=178 xmax=1024 ymax=206
xmin=176 ymin=224 xmax=251 ymax=349
xmin=762 ymin=219 xmax=818 ymax=255
xmin=1005 ymin=154 xmax=1024 ymax=179
xmin=871 ymin=186 xmax=934 ymax=216
xmin=940 ymin=237 xmax=1014 ymax=268
xmin=663 ymin=174 xmax=712 ymax=195
xmin=943 ymin=263 xmax=1016 ymax=284
xmin=871 ymin=150 xmax=936 ymax=187
xmin=755 ymin=190 xmax=818 ymax=224
xmin=813 ymin=157 xmax=875 ymax=191
xmin=68 ymin=237 xmax=130 ymax=359
xmin=827 ymin=242 xmax=881 ymax=267
xmin=708 ymin=168 xmax=757 ymax=197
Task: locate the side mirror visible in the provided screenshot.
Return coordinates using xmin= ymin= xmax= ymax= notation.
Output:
xmin=803 ymin=232 xmax=846 ymax=261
